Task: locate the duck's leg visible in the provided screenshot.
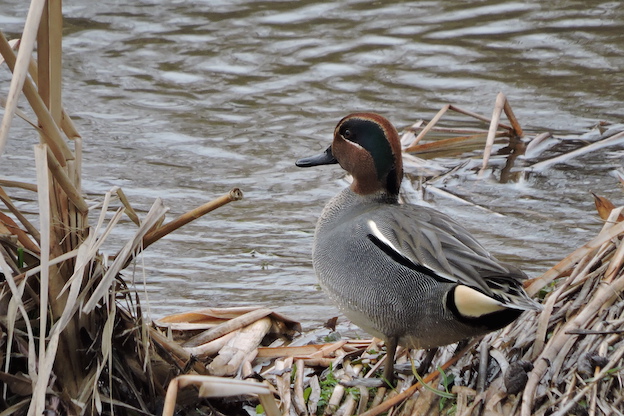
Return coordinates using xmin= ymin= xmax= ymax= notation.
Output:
xmin=417 ymin=347 xmax=438 ymax=376
xmin=383 ymin=337 xmax=398 ymax=385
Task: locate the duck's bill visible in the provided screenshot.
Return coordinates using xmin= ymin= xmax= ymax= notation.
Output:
xmin=295 ymin=146 xmax=338 ymax=167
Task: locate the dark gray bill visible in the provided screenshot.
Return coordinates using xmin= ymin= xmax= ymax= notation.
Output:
xmin=295 ymin=146 xmax=338 ymax=167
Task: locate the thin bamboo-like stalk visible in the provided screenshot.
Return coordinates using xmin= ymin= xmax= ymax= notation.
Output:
xmin=0 ymin=179 xmax=38 ymax=192
xmin=143 ymin=187 xmax=243 ymax=248
xmin=25 ymin=46 xmax=82 ymax=141
xmin=0 ymin=32 xmax=73 ymax=164
xmin=33 ymin=145 xmax=50 ymax=416
xmin=293 ymin=358 xmax=308 ymax=416
xmin=502 ymin=97 xmax=523 ymax=137
xmin=448 ymin=104 xmax=513 ymax=130
xmin=528 ymin=131 xmax=624 ymax=172
xmin=0 ymin=0 xmax=46 ymax=157
xmin=404 ymin=104 xmax=450 ymax=149
xmin=37 ymin=4 xmax=49 ymax=115
xmin=524 ymin=132 xmax=553 ymax=158
xmin=44 ymin=146 xmax=88 ymax=213
xmin=405 ymin=132 xmax=506 ymax=154
xmin=0 ymin=37 xmax=19 ymax=66
xmin=604 ymin=228 xmax=624 ymax=283
xmin=48 ymin=0 xmax=63 ymax=126
xmin=479 ymin=92 xmax=506 ymax=175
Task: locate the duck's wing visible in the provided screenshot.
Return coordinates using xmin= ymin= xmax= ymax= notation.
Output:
xmin=365 ymin=205 xmax=540 ymax=310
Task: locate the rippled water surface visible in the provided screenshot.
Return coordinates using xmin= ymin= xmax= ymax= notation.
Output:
xmin=1 ymin=0 xmax=623 ymax=330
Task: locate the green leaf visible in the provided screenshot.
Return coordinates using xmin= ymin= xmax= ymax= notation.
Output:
xmin=410 ymin=359 xmax=456 ymax=399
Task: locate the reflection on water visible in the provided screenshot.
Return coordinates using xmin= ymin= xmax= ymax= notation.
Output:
xmin=0 ymin=0 xmax=622 ymax=329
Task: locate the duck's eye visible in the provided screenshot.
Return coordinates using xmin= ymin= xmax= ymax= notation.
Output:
xmin=343 ymin=129 xmax=352 ymax=139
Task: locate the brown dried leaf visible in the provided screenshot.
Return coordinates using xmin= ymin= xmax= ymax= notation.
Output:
xmin=592 ymin=192 xmax=618 ymax=221
xmin=0 ymin=371 xmax=32 ymax=396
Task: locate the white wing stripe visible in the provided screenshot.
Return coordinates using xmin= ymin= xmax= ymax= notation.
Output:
xmin=367 ymin=220 xmax=403 ymax=255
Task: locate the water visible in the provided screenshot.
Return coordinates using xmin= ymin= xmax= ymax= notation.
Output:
xmin=1 ymin=0 xmax=622 ymax=331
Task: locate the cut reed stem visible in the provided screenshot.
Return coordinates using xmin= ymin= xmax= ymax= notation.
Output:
xmin=142 ymin=187 xmax=243 ymax=248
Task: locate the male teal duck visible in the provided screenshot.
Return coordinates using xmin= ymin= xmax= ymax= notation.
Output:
xmin=296 ymin=112 xmax=542 ymax=383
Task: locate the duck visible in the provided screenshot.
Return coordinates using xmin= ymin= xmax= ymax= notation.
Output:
xmin=295 ymin=112 xmax=542 ymax=383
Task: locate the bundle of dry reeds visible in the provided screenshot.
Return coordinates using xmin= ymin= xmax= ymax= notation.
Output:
xmin=0 ymin=2 xmax=243 ymax=414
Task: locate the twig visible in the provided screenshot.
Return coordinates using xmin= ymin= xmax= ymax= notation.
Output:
xmin=0 ymin=0 xmax=46 ymax=158
xmin=448 ymin=104 xmax=512 ymax=130
xmin=477 ymin=342 xmax=489 ymax=393
xmin=0 ymin=179 xmax=38 ymax=192
xmin=0 ymin=32 xmax=74 ymax=164
xmin=404 ymin=104 xmax=450 ymax=149
xmin=405 ymin=132 xmax=506 ymax=154
xmin=143 ymin=188 xmax=243 ymax=248
xmin=528 ymin=131 xmax=624 ymax=172
xmin=293 ymin=359 xmax=308 ymax=416
xmin=479 ymin=92 xmax=507 ymax=176
xmin=502 ymin=96 xmax=523 ymax=137
xmin=524 ymin=132 xmax=553 ymax=158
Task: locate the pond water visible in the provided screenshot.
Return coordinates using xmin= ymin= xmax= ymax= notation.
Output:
xmin=1 ymin=0 xmax=623 ymax=331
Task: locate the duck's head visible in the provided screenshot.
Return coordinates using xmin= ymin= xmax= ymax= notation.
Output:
xmin=296 ymin=113 xmax=403 ymax=196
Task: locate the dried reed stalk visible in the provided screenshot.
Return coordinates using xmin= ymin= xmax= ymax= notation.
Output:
xmin=142 ymin=187 xmax=243 ymax=249
xmin=528 ymin=130 xmax=624 ymax=172
xmin=0 ymin=33 xmax=73 ymax=163
xmin=403 ymin=95 xmax=522 ymax=178
xmin=0 ymin=0 xmax=45 ymax=156
xmin=479 ymin=92 xmax=523 ymax=176
xmin=162 ymin=375 xmax=280 ymax=416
